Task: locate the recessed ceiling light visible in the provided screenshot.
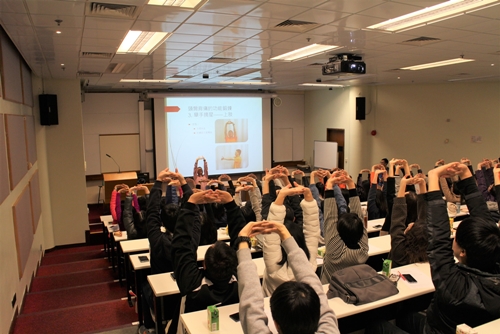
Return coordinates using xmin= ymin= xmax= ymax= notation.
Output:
xmin=56 ymin=30 xmax=62 ymax=34
xmin=147 ymin=0 xmax=208 ymax=10
xmin=367 ymin=0 xmax=500 ymax=33
xmin=299 ymin=83 xmax=345 ymax=87
xmin=120 ymin=79 xmax=181 ymax=83
xmin=400 ymin=58 xmax=474 ymax=71
xmin=269 ymin=44 xmax=341 ymax=62
xmin=61 ymin=63 xmax=64 ymax=66
xmin=117 ymin=31 xmax=171 ymax=55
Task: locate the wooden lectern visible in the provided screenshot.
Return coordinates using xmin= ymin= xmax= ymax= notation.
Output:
xmin=102 ymin=172 xmax=137 ymax=204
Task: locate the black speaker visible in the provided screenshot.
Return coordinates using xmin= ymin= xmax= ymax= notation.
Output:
xmin=137 ymin=172 xmax=150 ymax=184
xmin=356 ymin=97 xmax=366 ymax=120
xmin=39 ymin=94 xmax=59 ymax=125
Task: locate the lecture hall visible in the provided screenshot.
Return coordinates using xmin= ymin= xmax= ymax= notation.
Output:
xmin=0 ymin=1 xmax=499 ymax=334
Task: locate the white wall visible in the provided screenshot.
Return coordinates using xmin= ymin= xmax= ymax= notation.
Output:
xmin=82 ymin=93 xmax=154 ymax=203
xmin=273 ymin=92 xmax=305 ymax=162
xmin=36 ymin=79 xmax=89 ymax=246
xmin=304 ymin=81 xmax=500 ymax=176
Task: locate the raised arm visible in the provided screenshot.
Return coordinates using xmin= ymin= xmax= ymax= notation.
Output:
xmin=426 ymin=163 xmax=461 ymax=288
xmin=172 ymin=190 xmax=218 ymax=295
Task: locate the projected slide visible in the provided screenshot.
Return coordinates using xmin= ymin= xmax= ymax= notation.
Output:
xmin=165 ymin=97 xmax=263 ymax=176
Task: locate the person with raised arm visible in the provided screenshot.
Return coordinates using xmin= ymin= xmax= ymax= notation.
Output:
xmin=388 ymin=174 xmax=428 ymax=267
xmin=261 ymin=183 xmax=321 ymax=296
xmin=237 ymin=221 xmax=339 ymax=334
xmin=321 ymin=171 xmax=368 ymax=283
xmin=171 ymin=186 xmax=247 ymax=313
xmin=193 ymin=156 xmax=209 ymax=189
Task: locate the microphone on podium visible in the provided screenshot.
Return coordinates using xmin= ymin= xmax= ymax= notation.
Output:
xmin=106 ymin=153 xmax=121 ymax=173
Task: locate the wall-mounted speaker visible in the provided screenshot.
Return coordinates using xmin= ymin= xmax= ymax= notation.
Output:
xmin=39 ymin=94 xmax=59 ymax=125
xmin=356 ymin=97 xmax=366 ymax=120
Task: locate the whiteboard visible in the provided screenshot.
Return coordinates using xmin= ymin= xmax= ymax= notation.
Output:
xmin=99 ymin=134 xmax=140 ymax=173
xmin=314 ymin=141 xmax=338 ymax=169
xmin=273 ymin=128 xmax=293 ymax=162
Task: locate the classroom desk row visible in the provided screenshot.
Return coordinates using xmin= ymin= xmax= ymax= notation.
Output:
xmin=179 ymin=262 xmax=434 ymax=334
xmin=143 ymin=235 xmax=392 ymax=333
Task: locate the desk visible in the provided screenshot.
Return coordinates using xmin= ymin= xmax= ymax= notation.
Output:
xmin=120 ymin=238 xmax=149 ymax=305
xmin=113 ymin=231 xmax=127 ymax=281
xmin=100 ymin=215 xmax=114 ymax=259
xmin=130 ymin=253 xmax=151 ymax=326
xmin=367 ymin=218 xmax=385 ymax=234
xmin=473 ymin=318 xmax=500 ymax=333
xmin=180 ymin=263 xmax=434 ymax=334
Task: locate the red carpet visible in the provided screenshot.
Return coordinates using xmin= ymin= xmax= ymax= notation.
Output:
xmin=30 ymin=268 xmax=116 ymax=292
xmin=36 ymin=258 xmax=110 ymax=276
xmin=44 ymin=244 xmax=103 ymax=256
xmin=41 ymin=250 xmax=105 ymax=265
xmin=22 ymin=281 xmax=126 ymax=314
xmin=13 ymin=299 xmax=136 ymax=334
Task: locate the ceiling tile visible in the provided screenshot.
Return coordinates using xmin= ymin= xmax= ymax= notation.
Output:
xmin=131 ymin=20 xmax=180 ymax=32
xmin=184 ymin=11 xmax=242 ymax=26
xmin=214 ymin=26 xmax=261 ymax=39
xmin=26 ymin=0 xmax=85 ymax=16
xmin=199 ymin=0 xmax=261 ymax=15
xmin=84 ymin=16 xmax=133 ymax=31
xmin=137 ymin=5 xmax=193 ymax=22
xmin=174 ymin=23 xmax=224 ymax=36
xmin=247 ymin=3 xmax=309 ymax=19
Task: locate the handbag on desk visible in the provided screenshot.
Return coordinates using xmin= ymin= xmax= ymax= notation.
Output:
xmin=327 ymin=264 xmax=399 ymax=305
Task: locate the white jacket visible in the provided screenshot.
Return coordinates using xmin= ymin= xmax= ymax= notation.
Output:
xmin=261 ymin=199 xmax=321 ymax=297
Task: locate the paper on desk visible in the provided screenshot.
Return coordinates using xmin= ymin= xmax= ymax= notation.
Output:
xmin=397 ymin=267 xmax=433 ymax=290
xmin=264 ymin=309 xmax=278 ymax=334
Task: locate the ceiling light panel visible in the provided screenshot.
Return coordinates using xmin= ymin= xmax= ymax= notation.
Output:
xmin=148 ymin=0 xmax=208 ymax=10
xmin=269 ymin=44 xmax=341 ymax=62
xmin=117 ymin=30 xmax=171 ymax=55
xmin=367 ymin=0 xmax=500 ymax=32
xmin=300 ymin=83 xmax=345 ymax=87
xmin=401 ymin=58 xmax=475 ymax=70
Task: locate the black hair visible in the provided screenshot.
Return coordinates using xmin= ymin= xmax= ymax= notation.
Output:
xmin=199 ymin=211 xmax=217 ymax=245
xmin=337 ymin=213 xmax=364 ymax=249
xmin=204 ymin=241 xmax=238 ymax=283
xmin=270 ymin=281 xmax=320 ymax=334
xmin=358 ymin=180 xmax=370 ymax=202
xmin=455 ymin=217 xmax=500 ymax=273
xmin=132 ymin=207 xmax=148 ymax=237
xmin=160 ymin=202 xmax=179 ymax=234
xmin=241 ymin=202 xmax=257 ymax=223
xmin=277 ymin=221 xmax=310 ymax=266
xmin=381 ymin=158 xmax=389 ymax=165
xmin=405 ymin=222 xmax=428 ymax=264
xmin=137 ymin=196 xmax=148 ymax=212
xmin=404 ymin=191 xmax=417 ymax=226
xmin=315 ymin=182 xmax=325 ymax=198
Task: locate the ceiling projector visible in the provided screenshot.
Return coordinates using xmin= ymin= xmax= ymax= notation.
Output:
xmin=322 ymin=54 xmax=366 ymax=76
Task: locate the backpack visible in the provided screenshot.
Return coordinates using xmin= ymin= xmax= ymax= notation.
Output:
xmin=326 ymin=264 xmax=399 ymax=305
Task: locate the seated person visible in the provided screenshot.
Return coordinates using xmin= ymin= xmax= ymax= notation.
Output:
xmin=261 ymin=183 xmax=321 ymax=297
xmin=370 ymin=162 xmax=500 ymax=334
xmin=321 ymin=171 xmax=368 ymax=284
xmin=171 ymin=187 xmax=247 ymax=313
xmin=236 ymin=221 xmax=339 ymax=334
xmin=123 ymin=185 xmax=149 ymax=240
xmin=388 ymin=175 xmax=428 ymax=267
xmin=139 ymin=168 xmax=191 ymax=334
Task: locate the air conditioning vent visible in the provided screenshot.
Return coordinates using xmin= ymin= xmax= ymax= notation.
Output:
xmin=81 ymin=52 xmax=113 ymax=59
xmin=400 ymin=36 xmax=441 ymax=46
xmin=86 ymin=2 xmax=138 ymax=19
xmin=77 ymin=71 xmax=102 ymax=77
xmin=272 ymin=19 xmax=319 ymax=33
xmin=205 ymin=57 xmax=235 ymax=63
xmin=221 ymin=68 xmax=259 ymax=77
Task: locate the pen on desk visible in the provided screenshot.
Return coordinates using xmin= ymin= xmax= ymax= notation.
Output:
xmin=398 ymin=271 xmax=406 ymax=281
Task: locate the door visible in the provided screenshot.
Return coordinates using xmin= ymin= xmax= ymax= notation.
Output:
xmin=327 ymin=129 xmax=344 ymax=169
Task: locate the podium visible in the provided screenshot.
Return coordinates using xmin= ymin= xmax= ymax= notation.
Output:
xmin=103 ymin=172 xmax=137 ymax=204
